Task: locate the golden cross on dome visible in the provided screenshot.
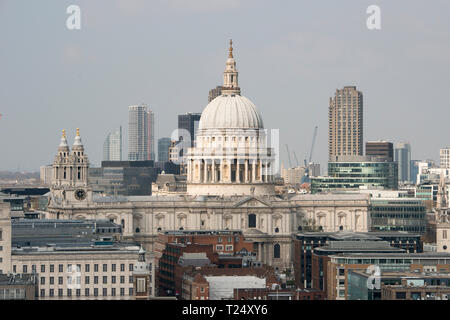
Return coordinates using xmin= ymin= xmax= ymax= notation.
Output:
xmin=62 ymin=129 xmax=66 ymax=138
xmin=76 ymin=128 xmax=80 ymax=136
xmin=228 ymin=39 xmax=233 ymax=58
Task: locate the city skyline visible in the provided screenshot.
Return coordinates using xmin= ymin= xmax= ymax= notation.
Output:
xmin=1 ymin=1 xmax=450 ymax=172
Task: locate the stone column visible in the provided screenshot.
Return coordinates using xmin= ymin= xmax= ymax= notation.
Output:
xmin=258 ymin=242 xmax=262 ymax=261
xmin=236 ymin=160 xmax=240 ymax=183
xmin=264 ymin=161 xmax=268 ymax=182
xmin=220 ymin=159 xmax=224 ymax=182
xmin=203 ymin=159 xmax=208 ymax=183
xmin=245 ymin=160 xmax=249 ymax=183
xmin=212 ymin=159 xmax=216 ymax=182
xmin=227 ymin=159 xmax=231 ymax=182
xmin=252 ymin=160 xmax=256 ymax=183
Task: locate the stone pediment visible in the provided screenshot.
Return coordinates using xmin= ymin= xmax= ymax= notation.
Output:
xmin=233 ymin=197 xmax=271 ymax=208
xmin=244 ymin=228 xmax=267 ymax=235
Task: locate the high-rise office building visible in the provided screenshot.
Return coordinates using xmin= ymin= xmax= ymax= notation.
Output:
xmin=366 ymin=141 xmax=393 ymax=162
xmin=128 ymin=104 xmax=150 ymax=161
xmin=208 ymin=86 xmax=223 ymax=103
xmin=178 ymin=112 xmax=201 ymax=147
xmin=440 ymin=147 xmax=450 ymax=168
xmin=103 ymin=126 xmax=122 ymax=161
xmin=158 ymin=137 xmax=171 ymax=162
xmin=394 ymin=142 xmax=411 ymax=183
xmin=147 ymin=110 xmax=155 ymax=161
xmin=328 ymin=86 xmax=363 ymax=161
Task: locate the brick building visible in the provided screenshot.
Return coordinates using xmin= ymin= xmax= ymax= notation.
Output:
xmin=181 ymin=266 xmax=280 ymax=300
xmin=155 ymin=230 xmax=253 ymax=296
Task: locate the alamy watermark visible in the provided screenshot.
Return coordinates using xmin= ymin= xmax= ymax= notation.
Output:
xmin=366 ymin=5 xmax=381 ymax=30
xmin=66 ymin=5 xmax=81 ymax=30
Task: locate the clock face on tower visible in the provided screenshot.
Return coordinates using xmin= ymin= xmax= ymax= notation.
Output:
xmin=74 ymin=188 xmax=87 ymax=201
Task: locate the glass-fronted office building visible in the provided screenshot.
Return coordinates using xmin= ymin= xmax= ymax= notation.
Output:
xmin=311 ymin=159 xmax=398 ymax=193
xmin=370 ymin=199 xmax=427 ymax=234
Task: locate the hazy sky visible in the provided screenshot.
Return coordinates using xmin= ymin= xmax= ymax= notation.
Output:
xmin=1 ymin=0 xmax=450 ymax=172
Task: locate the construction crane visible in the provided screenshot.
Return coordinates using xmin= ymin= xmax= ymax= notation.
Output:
xmin=302 ymin=126 xmax=318 ymax=183
xmin=293 ymin=152 xmax=300 ymax=167
xmin=285 ymin=144 xmax=292 ymax=168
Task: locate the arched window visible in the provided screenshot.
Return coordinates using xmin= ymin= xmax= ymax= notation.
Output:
xmin=157 ymin=227 xmax=162 ymax=232
xmin=179 ymin=227 xmax=184 ymax=231
xmin=339 ymin=225 xmax=344 ymax=231
xmin=135 ymin=227 xmax=140 ymax=233
xmin=297 ymin=226 xmax=302 ymax=231
xmin=248 ymin=214 xmax=256 ymax=228
xmin=121 ymin=219 xmax=125 ymax=228
xmin=274 ymin=227 xmax=279 ymax=233
xmin=274 ymin=244 xmax=280 ymax=259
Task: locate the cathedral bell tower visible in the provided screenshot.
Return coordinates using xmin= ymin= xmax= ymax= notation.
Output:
xmin=49 ymin=128 xmax=92 ymax=212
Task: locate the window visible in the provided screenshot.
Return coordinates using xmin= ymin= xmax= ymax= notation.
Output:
xmin=120 ymin=276 xmax=125 ymax=284
xmin=225 ymin=245 xmax=233 ymax=251
xmin=120 ymin=288 xmax=125 ymax=296
xmin=112 ymin=276 xmax=116 ymax=284
xmin=137 ymin=278 xmax=146 ymax=293
xmin=129 ymin=288 xmax=133 ymax=296
xmin=218 ymin=237 xmax=222 ymax=243
xmin=50 ymin=277 xmax=54 ymax=285
xmin=103 ymin=264 xmax=107 ymax=272
xmin=94 ymin=276 xmax=98 ymax=284
xmin=274 ymin=244 xmax=281 ymax=259
xmin=120 ymin=264 xmax=125 ymax=272
xmin=111 ymin=288 xmax=116 ymax=297
xmin=49 ymin=289 xmax=54 ymax=297
xmin=40 ymin=277 xmax=45 ymax=285
xmin=395 ymin=292 xmax=406 ymax=299
xmin=59 ymin=264 xmax=63 ymax=273
xmin=58 ymin=289 xmax=63 ymax=297
xmin=94 ymin=264 xmax=98 ymax=272
xmin=85 ymin=288 xmax=89 ymax=297
xmin=58 ymin=277 xmax=63 ymax=285
xmin=41 ymin=265 xmax=45 ymax=273
xmin=248 ymin=214 xmax=256 ymax=228
xmin=50 ymin=264 xmax=54 ymax=273
xmin=112 ymin=264 xmax=116 ymax=272
xmin=85 ymin=276 xmax=90 ymax=284
xmin=129 ymin=264 xmax=133 ymax=272
xmin=129 ymin=276 xmax=133 ymax=284
xmin=40 ymin=289 xmax=45 ymax=297
xmin=216 ymin=245 xmax=224 ymax=251
xmin=67 ymin=289 xmax=72 ymax=297
xmin=23 ymin=265 xmax=27 ymax=273
xmin=103 ymin=276 xmax=107 ymax=284
xmin=103 ymin=288 xmax=107 ymax=296
xmin=85 ymin=264 xmax=90 ymax=272
xmin=94 ymin=288 xmax=98 ymax=297
xmin=76 ymin=289 xmax=81 ymax=297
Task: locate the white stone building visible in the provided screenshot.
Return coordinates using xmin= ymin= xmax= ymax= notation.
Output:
xmin=46 ymin=41 xmax=370 ymax=270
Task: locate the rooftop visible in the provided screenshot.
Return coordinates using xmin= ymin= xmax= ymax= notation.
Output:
xmin=314 ymin=241 xmax=404 ymax=252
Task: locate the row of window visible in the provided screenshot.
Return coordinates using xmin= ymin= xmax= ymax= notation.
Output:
xmin=40 ymin=275 xmax=133 ymax=285
xmin=15 ymin=263 xmax=134 ymax=274
xmin=40 ymin=287 xmax=132 ymax=298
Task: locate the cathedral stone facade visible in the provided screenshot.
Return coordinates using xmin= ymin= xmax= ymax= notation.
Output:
xmin=47 ymin=42 xmax=370 ymax=270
